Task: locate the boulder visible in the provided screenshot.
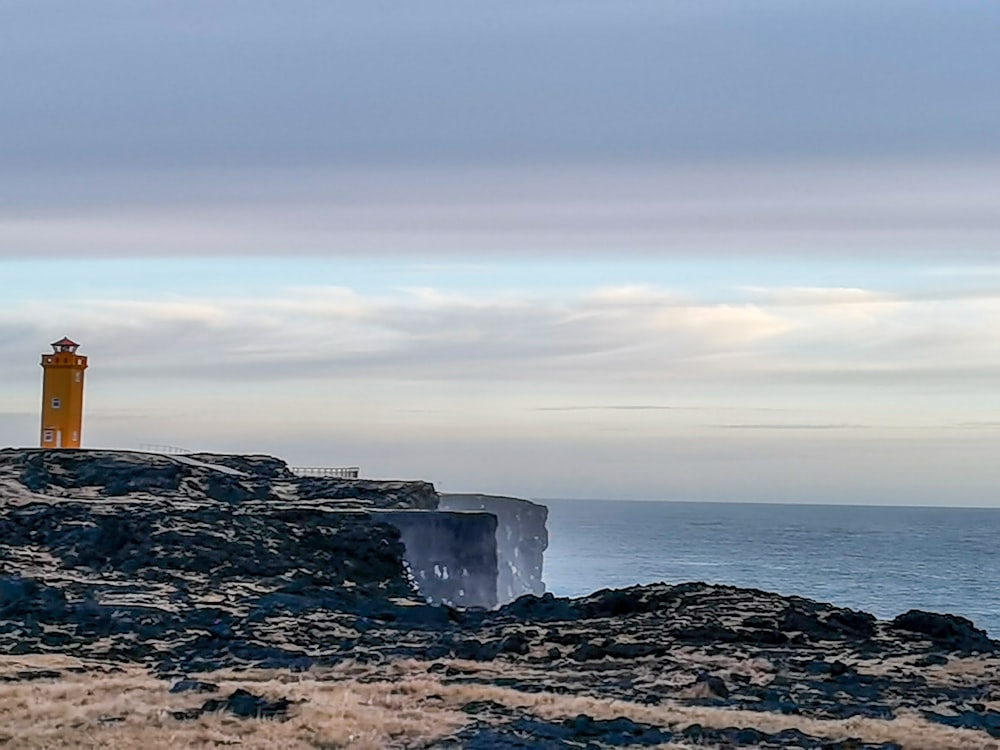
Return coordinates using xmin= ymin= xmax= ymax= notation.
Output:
xmin=890 ymin=610 xmax=996 ymax=653
xmin=201 ymin=689 xmax=292 ymax=719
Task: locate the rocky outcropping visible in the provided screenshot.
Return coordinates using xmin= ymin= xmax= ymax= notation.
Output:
xmin=10 ymin=448 xmax=439 ymax=509
xmin=3 ymin=568 xmax=999 ymax=747
xmin=0 ymin=448 xmax=515 ymax=610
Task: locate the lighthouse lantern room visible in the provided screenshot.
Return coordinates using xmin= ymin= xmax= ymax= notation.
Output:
xmin=40 ymin=337 xmax=88 ymax=449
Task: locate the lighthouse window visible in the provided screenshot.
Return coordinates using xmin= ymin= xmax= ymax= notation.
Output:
xmin=51 ymin=397 xmax=61 ymax=409
xmin=72 ymin=431 xmax=78 ymax=442
xmin=75 ymin=372 xmax=81 ymax=383
xmin=76 ymin=358 xmax=82 ymax=365
xmin=43 ymin=430 xmax=53 ymax=442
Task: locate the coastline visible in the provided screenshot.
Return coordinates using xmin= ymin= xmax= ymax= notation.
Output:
xmin=2 ymin=449 xmax=998 ymax=748
xmin=543 ymin=497 xmax=1000 ymax=635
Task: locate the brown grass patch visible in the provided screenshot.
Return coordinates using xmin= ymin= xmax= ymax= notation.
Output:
xmin=0 ymin=657 xmax=466 ymax=749
xmin=1 ymin=656 xmax=998 ymax=749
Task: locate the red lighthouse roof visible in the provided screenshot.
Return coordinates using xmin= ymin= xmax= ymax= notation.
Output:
xmin=50 ymin=337 xmax=81 ymax=354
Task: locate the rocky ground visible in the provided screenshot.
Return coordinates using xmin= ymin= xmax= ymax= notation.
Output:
xmin=2 ymin=449 xmax=999 ymax=748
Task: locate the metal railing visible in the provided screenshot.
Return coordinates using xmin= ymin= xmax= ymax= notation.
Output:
xmin=291 ymin=466 xmax=361 ymax=479
xmin=138 ymin=445 xmax=360 ymax=479
xmin=138 ymin=443 xmax=193 ymax=455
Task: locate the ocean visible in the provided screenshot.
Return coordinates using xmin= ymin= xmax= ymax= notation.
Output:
xmin=542 ymin=499 xmax=1000 ymax=636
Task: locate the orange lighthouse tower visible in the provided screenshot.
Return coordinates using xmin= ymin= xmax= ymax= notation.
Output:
xmin=40 ymin=337 xmax=88 ymax=449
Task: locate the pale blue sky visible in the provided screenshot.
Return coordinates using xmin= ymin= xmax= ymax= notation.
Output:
xmin=3 ymin=1 xmax=1000 ymax=504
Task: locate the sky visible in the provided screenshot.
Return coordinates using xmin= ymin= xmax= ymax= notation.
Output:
xmin=3 ymin=1 xmax=1000 ymax=504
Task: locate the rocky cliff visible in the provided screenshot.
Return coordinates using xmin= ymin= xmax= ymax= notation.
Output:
xmin=440 ymin=493 xmax=548 ymax=601
xmin=0 ymin=448 xmax=512 ymax=615
xmin=375 ymin=510 xmax=500 ymax=609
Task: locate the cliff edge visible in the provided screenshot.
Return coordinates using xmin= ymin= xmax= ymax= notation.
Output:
xmin=0 ymin=448 xmax=541 ymax=611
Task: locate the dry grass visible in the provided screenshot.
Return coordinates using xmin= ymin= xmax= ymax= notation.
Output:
xmin=0 ymin=656 xmax=466 ymax=750
xmin=423 ymin=678 xmax=1000 ymax=750
xmin=1 ymin=655 xmax=998 ymax=749
xmin=923 ymin=655 xmax=1000 ymax=682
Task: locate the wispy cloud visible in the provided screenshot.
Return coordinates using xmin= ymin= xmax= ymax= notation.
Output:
xmin=4 ymin=160 xmax=1000 ymax=260
xmin=532 ymin=405 xmax=685 ymax=412
xmin=714 ymin=423 xmax=870 ymax=430
xmin=4 ymin=280 xmax=1000 ymax=395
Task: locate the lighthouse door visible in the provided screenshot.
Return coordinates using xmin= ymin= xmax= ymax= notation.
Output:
xmin=56 ymin=430 xmax=62 ymax=448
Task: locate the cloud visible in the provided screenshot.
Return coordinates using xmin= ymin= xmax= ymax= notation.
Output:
xmin=2 ymin=0 xmax=999 ymax=265
xmin=4 ymin=159 xmax=1000 ymax=260
xmin=714 ymin=423 xmax=869 ymax=430
xmin=0 ymin=283 xmax=790 ymax=389
xmin=741 ymin=287 xmax=899 ymax=306
xmin=3 ymin=1 xmax=1000 ymax=176
xmin=742 ymin=285 xmax=1000 ymax=310
xmin=532 ymin=405 xmax=685 ymax=412
xmin=3 ymin=280 xmax=1000 ymax=397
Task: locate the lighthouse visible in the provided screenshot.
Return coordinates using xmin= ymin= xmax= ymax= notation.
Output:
xmin=40 ymin=337 xmax=88 ymax=449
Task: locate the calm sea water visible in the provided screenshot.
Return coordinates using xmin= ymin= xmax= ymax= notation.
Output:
xmin=542 ymin=499 xmax=1000 ymax=636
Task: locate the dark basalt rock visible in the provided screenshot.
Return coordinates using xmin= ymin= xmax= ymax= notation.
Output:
xmin=169 ymin=679 xmax=219 ymax=694
xmin=0 ymin=502 xmax=411 ymax=598
xmin=913 ymin=652 xmax=949 ymax=666
xmin=0 ymin=449 xmax=533 ymax=609
xmin=197 ymin=472 xmax=273 ymax=504
xmin=442 ymin=714 xmax=906 ymax=750
xmin=694 ymin=673 xmax=730 ymax=699
xmin=922 ymin=708 xmax=1000 ymax=737
xmin=580 ymin=587 xmax=650 ymax=618
xmin=569 ymin=641 xmax=607 ymax=661
xmin=497 ymin=631 xmax=531 ymax=655
xmin=491 ymin=592 xmax=581 ymax=623
xmin=171 ymin=689 xmax=293 ymax=721
xmin=0 ymin=669 xmax=63 ymax=682
xmin=185 ymin=453 xmax=295 ymax=480
xmin=779 ymin=604 xmax=876 ymax=641
xmin=201 ymin=689 xmax=292 ymax=719
xmin=0 ymin=576 xmax=69 ymax=620
xmin=890 ymin=609 xmax=995 ymax=653
xmin=17 ymin=450 xmax=183 ymax=495
xmin=679 ymin=723 xmax=902 ymax=749
xmin=674 ymin=623 xmax=740 ymax=644
xmin=450 ymin=638 xmax=501 ymax=661
xmin=443 ymin=714 xmax=674 ymax=749
xmin=295 ymin=476 xmax=439 ymax=509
